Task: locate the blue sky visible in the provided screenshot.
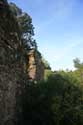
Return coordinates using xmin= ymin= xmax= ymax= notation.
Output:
xmin=9 ymin=0 xmax=83 ymax=70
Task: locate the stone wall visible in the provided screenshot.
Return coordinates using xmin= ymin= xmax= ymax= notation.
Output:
xmin=0 ymin=1 xmax=45 ymax=125
xmin=27 ymin=49 xmax=44 ymax=81
xmin=0 ymin=0 xmax=21 ymax=124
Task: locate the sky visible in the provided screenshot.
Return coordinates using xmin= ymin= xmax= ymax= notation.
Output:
xmin=8 ymin=0 xmax=83 ymax=71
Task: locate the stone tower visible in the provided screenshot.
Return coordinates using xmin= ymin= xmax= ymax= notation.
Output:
xmin=28 ymin=49 xmax=44 ymax=81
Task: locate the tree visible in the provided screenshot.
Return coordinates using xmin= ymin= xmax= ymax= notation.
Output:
xmin=22 ymin=72 xmax=83 ymax=125
xmin=73 ymin=58 xmax=83 ymax=86
xmin=9 ymin=2 xmax=38 ymax=73
xmin=73 ymin=58 xmax=83 ymax=69
xmin=9 ymin=2 xmax=22 ymax=16
xmin=42 ymin=57 xmax=51 ymax=70
xmin=44 ymin=69 xmax=53 ymax=80
xmin=9 ymin=2 xmax=37 ymax=51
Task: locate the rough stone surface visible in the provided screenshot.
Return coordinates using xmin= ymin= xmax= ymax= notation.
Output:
xmin=28 ymin=49 xmax=44 ymax=81
xmin=0 ymin=0 xmax=21 ymax=124
xmin=0 ymin=1 xmax=45 ymax=125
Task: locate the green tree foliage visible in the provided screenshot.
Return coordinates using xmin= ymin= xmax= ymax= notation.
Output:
xmin=9 ymin=2 xmax=37 ymax=51
xmin=42 ymin=57 xmax=51 ymax=70
xmin=73 ymin=58 xmax=83 ymax=69
xmin=44 ymin=69 xmax=53 ymax=80
xmin=21 ymin=72 xmax=83 ymax=125
xmin=9 ymin=2 xmax=22 ymax=16
xmin=42 ymin=57 xmax=52 ymax=80
xmin=9 ymin=2 xmax=38 ymax=73
xmin=73 ymin=58 xmax=83 ymax=85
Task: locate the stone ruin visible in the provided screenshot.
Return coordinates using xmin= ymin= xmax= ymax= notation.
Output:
xmin=0 ymin=0 xmax=45 ymax=125
xmin=0 ymin=0 xmax=21 ymax=124
xmin=28 ymin=49 xmax=44 ymax=81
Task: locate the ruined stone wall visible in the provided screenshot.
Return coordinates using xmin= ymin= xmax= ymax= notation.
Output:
xmin=0 ymin=1 xmax=44 ymax=125
xmin=0 ymin=1 xmax=21 ymax=124
xmin=27 ymin=49 xmax=44 ymax=81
